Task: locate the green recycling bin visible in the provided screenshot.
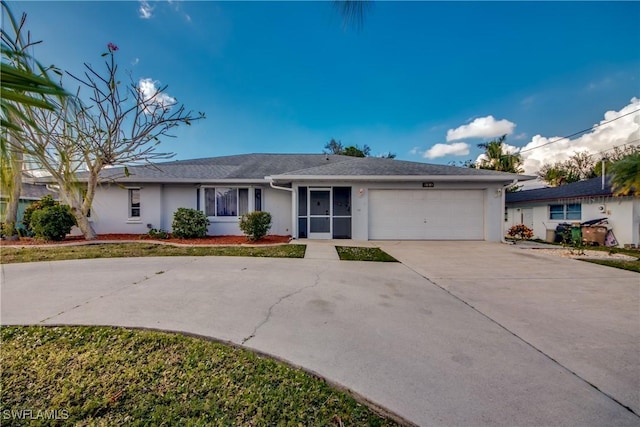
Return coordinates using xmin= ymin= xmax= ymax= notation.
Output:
xmin=571 ymin=223 xmax=582 ymax=244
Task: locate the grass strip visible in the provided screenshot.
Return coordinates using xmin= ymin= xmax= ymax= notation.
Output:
xmin=0 ymin=243 xmax=306 ymax=264
xmin=0 ymin=326 xmax=398 ymax=426
xmin=579 ymin=258 xmax=640 ymax=273
xmin=336 ymin=246 xmax=398 ymax=262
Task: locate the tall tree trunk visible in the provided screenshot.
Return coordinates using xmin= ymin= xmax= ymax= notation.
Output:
xmin=60 ymin=186 xmax=98 ymax=240
xmin=74 ymin=212 xmax=97 ymax=240
xmin=3 ymin=147 xmax=23 ymax=241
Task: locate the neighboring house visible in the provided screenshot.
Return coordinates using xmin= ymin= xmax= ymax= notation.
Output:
xmin=0 ymin=182 xmax=58 ymax=228
xmin=59 ymin=154 xmax=534 ymax=241
xmin=505 ymin=176 xmax=640 ymax=246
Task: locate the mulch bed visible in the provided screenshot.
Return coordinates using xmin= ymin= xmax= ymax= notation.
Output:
xmin=0 ymin=234 xmax=292 ymax=246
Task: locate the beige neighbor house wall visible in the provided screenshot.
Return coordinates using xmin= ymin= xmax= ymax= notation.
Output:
xmin=506 ymin=197 xmax=639 ymax=246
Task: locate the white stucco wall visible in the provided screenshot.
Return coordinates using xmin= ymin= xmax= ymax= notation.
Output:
xmin=161 ymin=185 xmax=198 ymax=230
xmin=90 ymin=180 xmax=511 ymax=242
xmin=263 ymin=186 xmax=293 ymax=236
xmin=506 ymin=197 xmax=639 ymax=246
xmin=292 ymin=181 xmax=507 ymax=242
xmin=90 ymin=183 xmax=162 ymax=234
xmin=90 ymin=183 xmax=293 ymax=237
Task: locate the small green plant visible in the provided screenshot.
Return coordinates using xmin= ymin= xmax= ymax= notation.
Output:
xmin=22 ymin=195 xmax=58 ymax=235
xmin=1 ymin=222 xmax=15 ymax=238
xmin=30 ymin=205 xmax=77 ymax=241
xmin=507 ymin=224 xmax=534 ymax=240
xmin=239 ymin=211 xmax=272 ymax=241
xmin=172 ymin=208 xmax=209 ymax=238
xmin=147 ymin=228 xmax=170 ymax=239
xmin=558 ymin=228 xmax=586 ymax=255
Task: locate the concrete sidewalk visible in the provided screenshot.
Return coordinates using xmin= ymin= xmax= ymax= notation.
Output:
xmin=302 ymin=240 xmax=340 ymax=260
xmin=2 ymin=245 xmax=638 ymax=426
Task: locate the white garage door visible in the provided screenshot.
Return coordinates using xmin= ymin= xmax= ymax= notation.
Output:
xmin=368 ymin=190 xmax=485 ymax=240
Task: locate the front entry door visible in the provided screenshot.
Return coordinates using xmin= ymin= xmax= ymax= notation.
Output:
xmin=308 ymin=189 xmax=331 ymax=239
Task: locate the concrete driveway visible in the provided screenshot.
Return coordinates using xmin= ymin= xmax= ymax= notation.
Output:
xmin=1 ymin=242 xmax=638 ymax=426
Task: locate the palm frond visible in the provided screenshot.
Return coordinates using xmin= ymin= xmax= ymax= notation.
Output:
xmin=333 ymin=0 xmax=372 ymax=30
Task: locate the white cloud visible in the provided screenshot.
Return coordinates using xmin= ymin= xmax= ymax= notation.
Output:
xmin=518 ymin=97 xmax=640 ymax=174
xmin=138 ymin=78 xmax=176 ymax=115
xmin=423 ymin=142 xmax=470 ymax=159
xmin=139 ymin=0 xmax=153 ymax=19
xmin=446 ymin=115 xmax=516 ymax=141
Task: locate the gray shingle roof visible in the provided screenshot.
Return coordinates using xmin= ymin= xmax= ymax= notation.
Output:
xmin=273 ymin=156 xmax=526 ymax=178
xmin=20 ymin=183 xmax=58 ymax=200
xmin=70 ymin=153 xmax=533 ymax=183
xmin=506 ymin=177 xmax=613 ymax=204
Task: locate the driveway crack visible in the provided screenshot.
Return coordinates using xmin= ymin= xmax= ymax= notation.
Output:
xmin=242 ymin=268 xmax=325 ymax=345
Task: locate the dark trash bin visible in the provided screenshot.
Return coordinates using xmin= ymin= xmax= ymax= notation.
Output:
xmin=555 ymin=223 xmax=572 ymax=243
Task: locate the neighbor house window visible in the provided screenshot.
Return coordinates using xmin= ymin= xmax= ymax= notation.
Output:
xmin=204 ymin=187 xmax=249 ymax=217
xmin=549 ymin=203 xmax=581 ymax=220
xmin=129 ymin=188 xmax=140 ymax=218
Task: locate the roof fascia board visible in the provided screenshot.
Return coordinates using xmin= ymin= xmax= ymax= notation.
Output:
xmin=267 ymin=174 xmax=534 ymax=183
xmin=36 ymin=178 xmax=268 ymax=184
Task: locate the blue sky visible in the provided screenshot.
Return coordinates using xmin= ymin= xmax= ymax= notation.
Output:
xmin=9 ymin=1 xmax=640 ymax=172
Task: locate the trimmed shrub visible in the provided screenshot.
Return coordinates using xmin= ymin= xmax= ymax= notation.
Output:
xmin=30 ymin=205 xmax=77 ymax=241
xmin=172 ymin=208 xmax=209 ymax=238
xmin=239 ymin=211 xmax=272 ymax=241
xmin=22 ymin=195 xmax=58 ymax=235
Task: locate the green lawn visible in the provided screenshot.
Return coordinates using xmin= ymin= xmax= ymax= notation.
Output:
xmin=0 ymin=243 xmax=306 ymax=264
xmin=576 ymin=246 xmax=640 ymax=273
xmin=1 ymin=326 xmax=399 ymax=426
xmin=336 ymin=246 xmax=398 ymax=262
xmin=580 ymin=258 xmax=640 ymax=273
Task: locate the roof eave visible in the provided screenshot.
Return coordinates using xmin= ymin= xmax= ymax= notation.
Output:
xmin=35 ymin=177 xmax=269 ymax=185
xmin=506 ymin=193 xmax=615 ymax=204
xmin=267 ymin=174 xmax=535 ymax=183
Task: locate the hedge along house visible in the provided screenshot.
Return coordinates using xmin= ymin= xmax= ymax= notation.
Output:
xmin=505 ymin=176 xmax=640 ymax=246
xmin=63 ymin=154 xmax=533 ymax=241
xmin=0 ymin=182 xmax=58 ymax=230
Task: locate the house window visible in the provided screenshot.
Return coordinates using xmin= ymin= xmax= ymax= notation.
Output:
xmin=129 ymin=189 xmax=140 ymax=218
xmin=255 ymin=188 xmax=262 ymax=212
xmin=549 ymin=203 xmax=581 ymax=220
xmin=204 ymin=187 xmax=249 ymax=217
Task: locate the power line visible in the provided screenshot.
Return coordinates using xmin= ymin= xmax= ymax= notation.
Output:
xmin=588 ymin=139 xmax=640 ymax=160
xmin=518 ymin=107 xmax=640 ymax=154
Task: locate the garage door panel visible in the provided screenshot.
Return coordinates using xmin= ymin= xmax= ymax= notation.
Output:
xmin=369 ymin=190 xmax=484 ymax=240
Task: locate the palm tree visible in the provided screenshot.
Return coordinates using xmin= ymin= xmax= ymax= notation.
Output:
xmin=334 ymin=0 xmax=372 ymax=30
xmin=477 ymin=135 xmax=523 ymax=173
xmin=608 ymin=152 xmax=640 ymax=196
xmin=1 ymin=1 xmax=68 ymax=239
